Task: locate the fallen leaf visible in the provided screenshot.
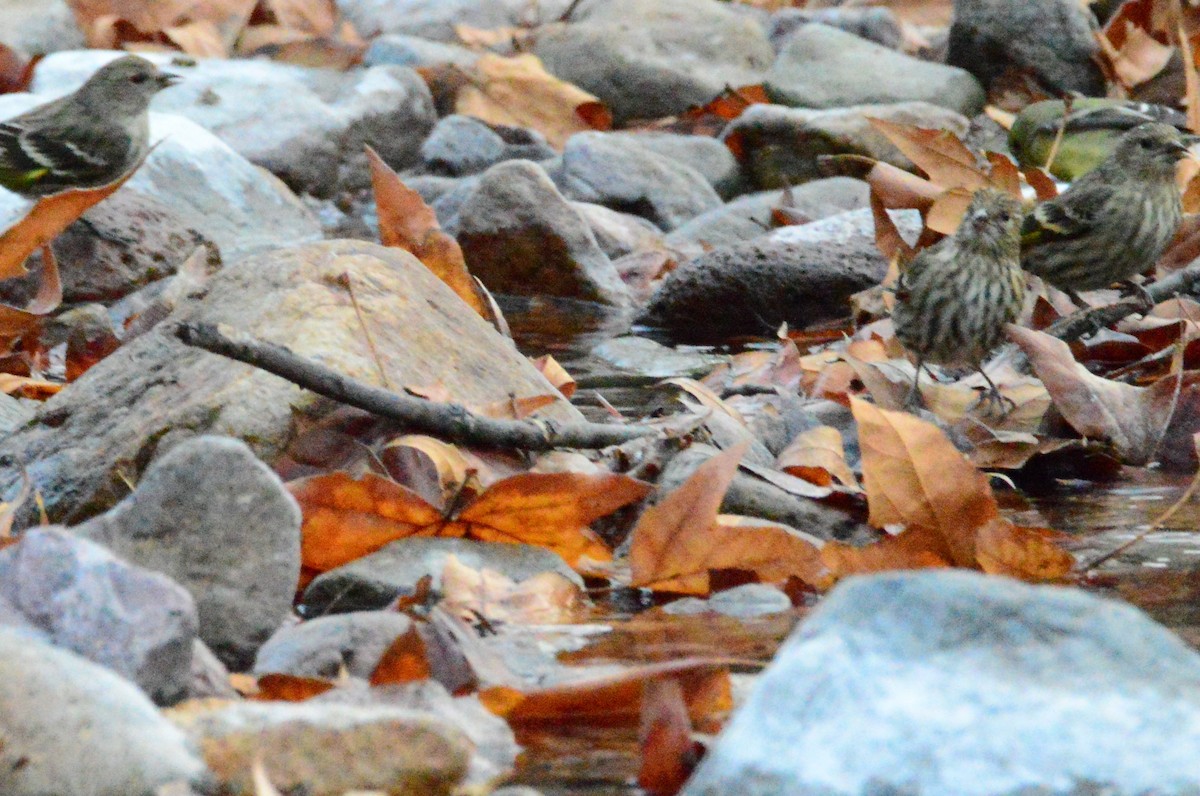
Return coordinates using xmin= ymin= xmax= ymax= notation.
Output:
xmin=639 ymin=678 xmax=702 ymax=796
xmin=533 ymin=354 xmax=576 ymax=398
xmin=822 ymin=525 xmax=953 ymax=576
xmin=252 ymin=673 xmax=335 ymax=701
xmin=369 ymin=624 xmax=432 ymax=686
xmin=777 ymin=425 xmax=859 ymax=490
xmin=439 ymin=554 xmax=588 ymax=625
xmin=974 ymin=517 xmax=1075 ymax=581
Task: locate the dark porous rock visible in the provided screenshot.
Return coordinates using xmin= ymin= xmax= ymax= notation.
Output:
xmin=420 ymin=115 xmax=556 ymax=177
xmin=0 ymin=527 xmax=197 ymax=705
xmin=302 ymin=537 xmax=582 ymax=616
xmin=641 ymin=208 xmax=907 ymax=341
xmin=74 ymin=436 xmax=301 ymax=671
xmin=0 ymin=239 xmax=579 ymax=530
xmin=32 ymin=51 xmax=437 ymax=197
xmin=338 ymin=0 xmax=571 ymax=41
xmin=666 ymin=178 xmax=869 ymax=250
xmin=948 ymin=0 xmax=1106 ymax=97
xmin=364 ymin=33 xmax=480 ymax=68
xmin=768 ymin=24 xmax=985 ymax=116
xmin=555 ymin=131 xmax=722 ymax=231
xmin=534 ymin=0 xmax=774 ymax=123
xmin=724 ymin=102 xmax=969 ymax=190
xmin=685 ymin=571 xmax=1200 ymax=796
xmin=0 ymin=628 xmax=210 ymax=796
xmin=572 ymin=202 xmax=666 ymax=260
xmin=455 ymin=160 xmax=630 ymax=305
xmin=767 ymin=6 xmax=902 ymax=50
xmin=254 ymin=611 xmax=413 ymax=679
xmin=608 ymin=131 xmax=747 ymax=199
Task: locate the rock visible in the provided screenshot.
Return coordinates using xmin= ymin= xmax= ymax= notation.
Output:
xmin=364 ymin=33 xmax=480 ymax=68
xmin=0 ymin=241 xmax=579 ymax=529
xmin=0 ymin=628 xmax=210 ymax=795
xmin=175 ymin=701 xmax=472 ymax=795
xmin=0 ymin=100 xmax=321 ymax=262
xmin=554 ymin=131 xmax=722 ymax=231
xmin=572 ymin=202 xmax=666 ymax=260
xmin=190 ymin=640 xmax=239 ymax=700
xmin=455 ymin=160 xmax=630 ymax=305
xmin=666 ymin=178 xmax=870 ymax=250
xmin=338 ymin=0 xmax=571 ymax=41
xmin=534 ymin=0 xmax=774 ymax=123
xmin=767 ymin=7 xmax=902 ymax=50
xmin=301 ymin=537 xmax=582 ymax=615
xmin=685 ymin=570 xmax=1200 ymax=796
xmin=767 ymin=24 xmax=985 ymax=116
xmin=254 ymin=611 xmax=413 ymax=678
xmin=948 ymin=0 xmax=1106 ymax=97
xmin=607 ymin=131 xmax=746 ymax=199
xmin=663 ymin=583 xmax=792 ymax=617
xmin=641 ymin=208 xmax=913 ymax=340
xmin=590 ymin=336 xmax=729 ymax=380
xmin=723 ymin=102 xmax=970 ymax=190
xmin=0 ymin=0 xmax=84 ymax=55
xmin=0 ymin=392 xmax=33 ymax=436
xmin=420 ymin=115 xmax=556 ymax=176
xmin=31 ymin=51 xmax=437 ymax=197
xmin=74 ymin=436 xmax=300 ymax=671
xmin=0 ymin=527 xmax=197 ymax=704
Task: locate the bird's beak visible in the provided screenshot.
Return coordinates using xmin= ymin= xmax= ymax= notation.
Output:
xmin=156 ymin=72 xmax=181 ymax=89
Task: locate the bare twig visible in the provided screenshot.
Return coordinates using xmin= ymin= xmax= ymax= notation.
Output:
xmin=174 ymin=322 xmax=655 ymax=451
xmin=1043 ymin=259 xmax=1200 ymax=343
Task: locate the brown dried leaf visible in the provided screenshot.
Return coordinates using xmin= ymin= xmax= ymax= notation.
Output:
xmin=532 ymin=354 xmax=576 ymax=399
xmin=639 ymin=678 xmax=700 ymax=796
xmin=439 ymin=554 xmax=588 ymax=624
xmin=776 ymin=425 xmax=859 ymax=490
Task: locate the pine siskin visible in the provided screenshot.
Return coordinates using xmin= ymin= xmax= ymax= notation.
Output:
xmin=892 ymin=187 xmax=1026 ymax=410
xmin=0 ymin=55 xmax=178 ymax=197
xmin=1020 ymin=123 xmax=1198 ymax=302
xmin=1009 ymin=98 xmax=1187 ymax=180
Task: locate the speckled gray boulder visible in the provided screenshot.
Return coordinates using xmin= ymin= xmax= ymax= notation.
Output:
xmin=255 ymin=611 xmax=413 ymax=679
xmin=420 ymin=115 xmax=555 ymax=176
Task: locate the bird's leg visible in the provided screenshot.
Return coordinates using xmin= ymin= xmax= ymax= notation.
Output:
xmin=904 ymin=357 xmax=927 ymax=411
xmin=1065 ymin=288 xmax=1090 ymax=309
xmin=75 ymin=215 xmax=138 ymax=247
xmin=971 ymin=366 xmax=1016 ymax=418
xmin=1116 ymin=279 xmax=1156 ymax=314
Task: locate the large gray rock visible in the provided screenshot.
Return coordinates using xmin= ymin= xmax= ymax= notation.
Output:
xmin=723 ymin=102 xmax=971 ymax=190
xmin=535 ymin=0 xmax=774 ymax=123
xmin=686 ymin=571 xmax=1200 ymax=796
xmin=338 ymin=0 xmax=572 ymax=41
xmin=607 ymin=131 xmax=746 ymax=199
xmin=420 ymin=115 xmax=556 ymax=177
xmin=767 ymin=24 xmax=985 ymax=116
xmin=254 ymin=611 xmax=414 ymax=678
xmin=30 ymin=50 xmax=437 ymax=197
xmin=572 ymin=202 xmax=666 ymax=260
xmin=767 ymin=7 xmax=902 ymax=51
xmin=301 ymin=537 xmax=584 ymax=615
xmin=554 ymin=131 xmax=723 ymax=231
xmin=75 ymin=436 xmax=301 ymax=671
xmin=0 ymin=240 xmax=580 ymax=531
xmin=0 ymin=628 xmax=210 ymax=796
xmin=364 ymin=33 xmax=480 ymax=69
xmin=455 ymin=160 xmax=630 ymax=305
xmin=0 ymin=0 xmax=84 ymax=55
xmin=0 ymin=527 xmax=197 ymax=704
xmin=949 ymin=0 xmax=1106 ymax=97
xmin=641 ymin=208 xmax=909 ymax=341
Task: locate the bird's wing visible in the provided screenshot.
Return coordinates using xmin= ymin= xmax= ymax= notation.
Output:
xmin=1020 ymin=182 xmax=1111 ymax=247
xmin=0 ymin=112 xmax=125 ymax=190
xmin=1036 ymin=102 xmax=1188 ymax=137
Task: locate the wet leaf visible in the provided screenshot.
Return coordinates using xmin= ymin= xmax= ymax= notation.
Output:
xmin=639 ymin=678 xmax=701 ymax=796
xmin=252 ymin=673 xmax=335 ymax=701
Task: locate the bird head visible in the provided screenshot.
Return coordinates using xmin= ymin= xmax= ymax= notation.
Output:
xmin=75 ymin=55 xmax=179 ymax=117
xmin=1109 ymin=122 xmax=1198 ymax=181
xmin=959 ymin=187 xmax=1024 ymax=256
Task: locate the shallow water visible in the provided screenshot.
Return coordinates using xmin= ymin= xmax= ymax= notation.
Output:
xmin=500 ymin=296 xmax=1200 ymax=794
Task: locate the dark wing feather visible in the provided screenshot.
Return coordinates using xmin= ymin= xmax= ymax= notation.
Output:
xmin=1036 ymin=102 xmax=1188 ymax=137
xmin=1020 ymin=181 xmax=1111 ymax=248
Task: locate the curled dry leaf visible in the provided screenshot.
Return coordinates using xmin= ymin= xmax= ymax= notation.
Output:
xmin=533 ymin=354 xmax=576 ymax=398
xmin=661 ymin=378 xmax=745 ymax=425
xmin=439 ymin=553 xmax=588 ymax=625
xmin=776 ymin=425 xmax=860 ymax=490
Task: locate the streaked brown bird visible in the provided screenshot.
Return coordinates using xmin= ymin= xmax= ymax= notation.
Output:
xmin=892 ymin=187 xmax=1026 ymax=411
xmin=1020 ymin=122 xmax=1197 ymax=304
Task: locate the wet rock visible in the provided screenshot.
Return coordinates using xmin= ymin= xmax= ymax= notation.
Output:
xmin=0 ymin=0 xmax=84 ymax=55
xmin=420 ymin=115 xmax=556 ymax=176
xmin=767 ymin=24 xmax=985 ymax=116
xmin=663 ymin=583 xmax=792 ymax=618
xmin=767 ymin=7 xmax=902 ymax=50
xmin=455 ymin=160 xmax=630 ymax=305
xmin=685 ymin=570 xmax=1200 ymax=796
xmin=175 ymin=700 xmax=472 ymax=795
xmin=554 ymin=131 xmax=722 ymax=231
xmin=642 ymin=208 xmax=912 ymax=341
xmin=0 ymin=527 xmax=197 ymax=704
xmin=591 ymin=336 xmax=729 ymax=380
xmin=364 ymin=33 xmax=480 ymax=68
xmin=0 ymin=628 xmax=210 ymax=796
xmin=948 ymin=0 xmax=1106 ymax=97
xmin=723 ymin=102 xmax=969 ymax=190
xmin=301 ymin=537 xmax=582 ymax=615
xmin=666 ymin=178 xmax=870 ymax=250
xmin=607 ymin=131 xmax=746 ymax=199
xmin=0 ymin=240 xmax=580 ymax=530
xmin=338 ymin=0 xmax=570 ymax=41
xmin=254 ymin=611 xmax=414 ymax=678
xmin=0 ymin=101 xmax=321 ymax=262
xmin=572 ymin=202 xmax=666 ymax=260
xmin=31 ymin=51 xmax=437 ymax=197
xmin=75 ymin=436 xmax=301 ymax=671
xmin=534 ymin=0 xmax=774 ymax=123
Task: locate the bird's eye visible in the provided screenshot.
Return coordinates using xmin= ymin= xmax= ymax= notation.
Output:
xmin=129 ymin=73 xmax=148 ymax=84
xmin=997 ymin=211 xmax=1011 ymax=223
xmin=1140 ymin=137 xmax=1154 ymax=149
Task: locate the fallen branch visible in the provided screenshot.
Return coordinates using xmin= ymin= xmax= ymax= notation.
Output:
xmin=1045 ymin=259 xmax=1200 ymax=343
xmin=173 ymin=322 xmax=655 ymax=451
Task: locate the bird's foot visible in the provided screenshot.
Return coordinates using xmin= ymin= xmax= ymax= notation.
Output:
xmin=1117 ymin=279 xmax=1156 ymax=314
